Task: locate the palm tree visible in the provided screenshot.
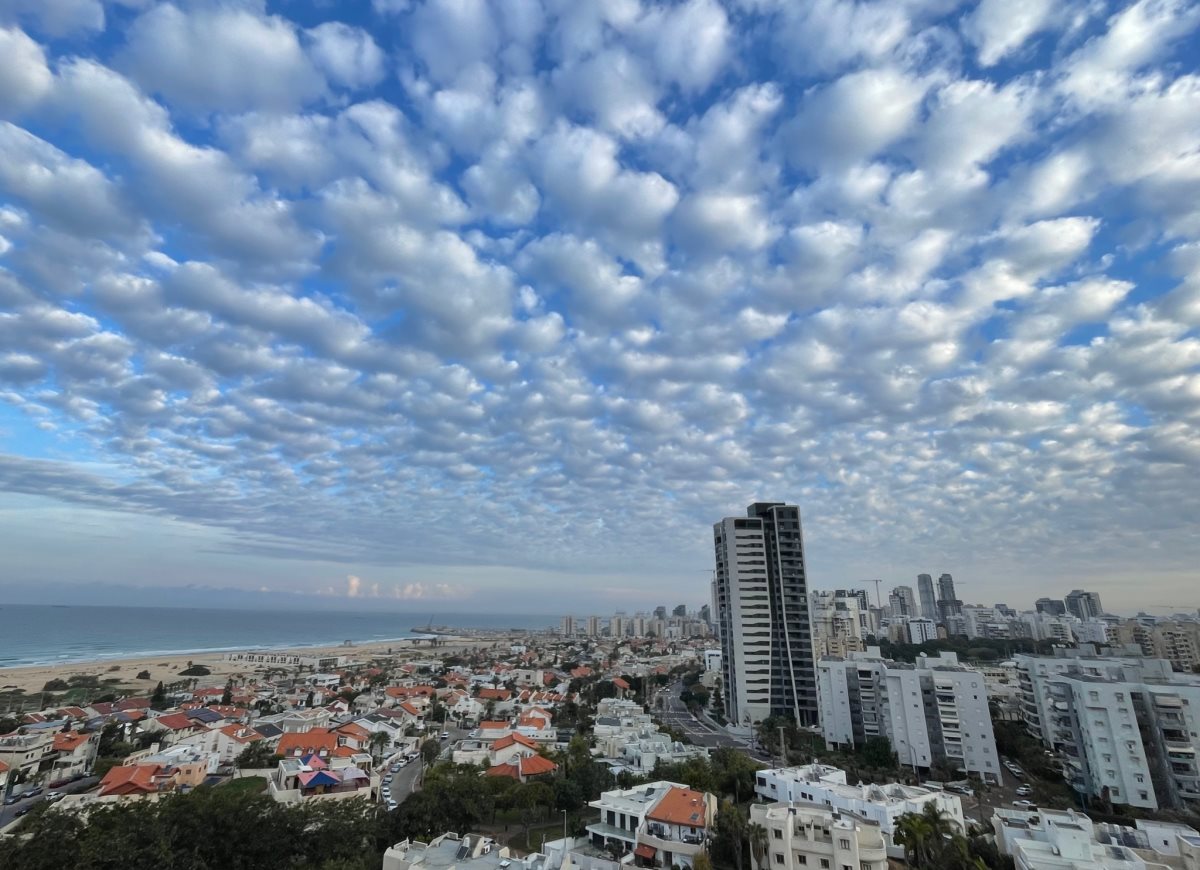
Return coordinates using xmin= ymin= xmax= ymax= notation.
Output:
xmin=747 ymin=822 xmax=768 ymax=870
xmin=893 ymin=812 xmax=933 ymax=866
xmin=369 ymin=731 xmax=389 ymax=761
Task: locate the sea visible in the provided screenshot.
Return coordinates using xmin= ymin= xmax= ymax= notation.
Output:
xmin=0 ymin=604 xmax=557 ymax=669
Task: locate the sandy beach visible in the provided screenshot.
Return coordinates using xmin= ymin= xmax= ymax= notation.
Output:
xmin=0 ymin=635 xmax=507 ymax=699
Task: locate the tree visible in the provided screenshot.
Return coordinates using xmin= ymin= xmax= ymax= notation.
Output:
xmin=747 ymin=822 xmax=768 ymax=870
xmin=859 ymin=736 xmax=894 ymax=770
xmin=712 ymin=801 xmax=747 ymax=870
xmin=692 ymin=854 xmax=714 ymax=870
xmin=222 ymin=679 xmax=234 ymax=706
xmin=236 ymin=740 xmax=278 ymax=770
xmin=421 ymin=739 xmax=441 ymax=765
xmin=369 ymin=731 xmax=390 ymax=761
xmin=150 ymin=682 xmax=167 ymax=711
xmin=512 ymin=784 xmax=544 ymax=845
xmin=136 ymin=670 xmax=151 ymax=680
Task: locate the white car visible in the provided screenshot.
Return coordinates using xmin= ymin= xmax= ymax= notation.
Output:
xmin=1012 ymin=800 xmax=1034 ymax=809
xmin=440 ymin=731 xmax=450 ymax=739
xmin=1015 ymin=786 xmax=1033 ymax=796
xmin=386 ymin=799 xmax=398 ymax=811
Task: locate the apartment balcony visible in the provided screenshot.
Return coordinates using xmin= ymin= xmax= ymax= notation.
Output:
xmin=587 ymin=823 xmax=638 ymax=846
xmin=1155 ymin=696 xmax=1184 ymax=709
xmin=640 ymin=827 xmax=707 ymax=858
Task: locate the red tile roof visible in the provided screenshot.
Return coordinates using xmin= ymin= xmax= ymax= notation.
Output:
xmin=154 ymin=712 xmax=202 ymax=732
xmin=99 ymin=764 xmax=163 ymax=796
xmin=219 ymin=724 xmax=262 ymax=744
xmin=491 ymin=733 xmax=540 ymax=751
xmin=517 ymin=754 xmax=557 ymax=776
xmin=53 ymin=732 xmax=92 ymax=752
xmin=648 ymin=787 xmax=709 ymax=827
xmin=276 ymin=728 xmax=339 ymax=756
xmin=479 ymin=720 xmax=510 ymax=730
xmin=478 ymin=688 xmax=511 ymax=700
xmin=612 ymin=677 xmax=631 ymax=690
xmin=116 ymin=698 xmax=151 ymax=711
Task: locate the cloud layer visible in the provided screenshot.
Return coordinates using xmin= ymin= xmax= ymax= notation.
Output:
xmin=0 ymin=0 xmax=1198 ymax=611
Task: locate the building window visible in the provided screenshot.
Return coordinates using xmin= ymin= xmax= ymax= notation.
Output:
xmin=839 ymin=839 xmax=851 ymax=850
xmin=820 ymin=861 xmax=830 ymax=870
xmin=775 ymin=855 xmax=784 ymax=865
xmin=797 ymin=858 xmax=806 ymax=866
xmin=774 ymin=830 xmax=782 ymax=840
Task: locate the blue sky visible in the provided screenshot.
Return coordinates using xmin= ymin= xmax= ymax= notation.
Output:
xmin=0 ymin=0 xmax=1198 ymax=614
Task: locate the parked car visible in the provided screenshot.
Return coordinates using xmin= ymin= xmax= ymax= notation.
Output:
xmin=44 ymin=791 xmax=64 ymax=802
xmin=386 ymin=799 xmax=398 ymax=811
xmin=440 ymin=732 xmax=449 ymax=740
xmin=1015 ymin=786 xmax=1033 ymax=796
xmin=24 ymin=787 xmax=42 ymax=798
xmin=947 ymin=785 xmax=974 ymax=797
xmin=1012 ymin=800 xmax=1034 ymax=809
xmin=14 ymin=806 xmax=32 ymax=818
xmin=3 ymin=795 xmax=20 ymax=805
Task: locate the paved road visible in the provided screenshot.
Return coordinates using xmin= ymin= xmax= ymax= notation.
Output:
xmin=0 ymin=776 xmax=98 ymax=829
xmin=656 ymin=681 xmax=773 ymax=762
xmin=378 ymin=725 xmax=469 ymax=809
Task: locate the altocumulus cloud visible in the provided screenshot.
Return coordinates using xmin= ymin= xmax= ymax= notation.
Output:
xmin=0 ymin=0 xmax=1199 ymax=611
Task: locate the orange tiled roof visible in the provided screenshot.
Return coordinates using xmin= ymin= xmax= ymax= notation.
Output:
xmin=219 ymin=724 xmax=262 ymax=744
xmin=477 ymin=688 xmax=511 ymax=700
xmin=276 ymin=728 xmax=339 ymax=756
xmin=335 ymin=722 xmax=370 ymax=739
xmin=648 ymin=787 xmax=709 ymax=827
xmin=518 ymin=754 xmax=557 ymax=776
xmin=479 ymin=720 xmax=509 ymax=730
xmin=53 ymin=731 xmax=91 ymax=752
xmin=492 ymin=733 xmax=540 ymax=751
xmin=99 ymin=764 xmax=163 ymax=796
xmin=612 ymin=677 xmax=631 ymax=690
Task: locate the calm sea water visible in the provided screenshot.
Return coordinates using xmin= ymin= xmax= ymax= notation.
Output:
xmin=0 ymin=605 xmax=555 ymax=668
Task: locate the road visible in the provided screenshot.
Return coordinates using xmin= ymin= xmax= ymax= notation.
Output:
xmin=656 ymin=681 xmax=773 ymax=761
xmin=0 ymin=776 xmax=98 ymax=830
xmin=378 ymin=724 xmax=469 ymax=809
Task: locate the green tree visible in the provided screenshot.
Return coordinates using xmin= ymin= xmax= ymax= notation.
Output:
xmin=747 ymin=821 xmax=768 ymax=870
xmin=236 ymin=740 xmax=278 ymax=770
xmin=150 ymin=681 xmax=167 ymax=711
xmin=712 ymin=800 xmax=747 ymax=870
xmin=221 ymin=679 xmax=234 ymax=706
xmin=859 ymin=735 xmax=895 ymax=769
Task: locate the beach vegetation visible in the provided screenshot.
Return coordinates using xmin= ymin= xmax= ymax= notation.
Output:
xmin=136 ymin=670 xmax=151 ymax=680
xmin=0 ymin=785 xmax=386 ymax=870
xmin=178 ymin=665 xmax=211 ymax=677
xmin=42 ymin=679 xmax=69 ymax=692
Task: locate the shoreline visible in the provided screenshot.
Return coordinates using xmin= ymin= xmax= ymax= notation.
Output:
xmin=0 ymin=632 xmax=519 ymax=700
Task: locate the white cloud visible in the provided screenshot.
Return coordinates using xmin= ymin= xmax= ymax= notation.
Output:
xmin=306 ymin=22 xmax=386 ymax=90
xmin=963 ymin=0 xmax=1055 ymax=67
xmin=118 ymin=3 xmax=327 ymax=113
xmin=0 ymin=26 xmax=53 ymax=117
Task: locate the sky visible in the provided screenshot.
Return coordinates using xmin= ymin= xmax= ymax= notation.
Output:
xmin=0 ymin=0 xmax=1198 ymax=616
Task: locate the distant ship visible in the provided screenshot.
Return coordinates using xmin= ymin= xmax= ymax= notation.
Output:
xmin=411 ymin=617 xmax=457 ymax=636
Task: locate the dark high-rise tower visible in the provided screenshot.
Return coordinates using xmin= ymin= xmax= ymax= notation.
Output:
xmin=713 ymin=502 xmax=817 ymax=727
xmin=936 ymin=573 xmax=963 ymax=623
xmin=917 ymin=574 xmax=937 ymax=620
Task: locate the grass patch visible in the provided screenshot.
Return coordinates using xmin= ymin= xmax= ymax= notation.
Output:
xmin=218 ymin=776 xmax=267 ymax=795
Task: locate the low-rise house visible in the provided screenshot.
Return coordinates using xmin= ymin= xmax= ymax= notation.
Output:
xmin=98 ymin=763 xmax=174 ymax=798
xmin=750 ymin=802 xmax=888 ymax=870
xmin=0 ymin=731 xmax=55 ymax=785
xmin=141 ymin=711 xmax=210 ymax=745
xmin=126 ymin=745 xmax=218 ymax=788
xmin=993 ymin=806 xmax=1200 ymax=869
xmin=754 ymin=764 xmax=964 ymax=857
xmin=587 ymin=781 xmax=717 ymax=869
xmin=268 ymin=752 xmax=379 ymax=804
xmin=485 ymin=753 xmax=559 ymax=783
xmin=51 ymin=730 xmax=99 ymax=779
xmin=383 ymin=833 xmax=553 ymax=870
xmin=276 ymin=727 xmax=360 ymax=759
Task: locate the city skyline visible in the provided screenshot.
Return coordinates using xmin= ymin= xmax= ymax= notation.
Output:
xmin=2 ymin=1 xmax=1200 ymax=611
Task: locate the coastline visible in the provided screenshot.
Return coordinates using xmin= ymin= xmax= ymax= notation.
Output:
xmin=0 ymin=634 xmax=503 ymax=699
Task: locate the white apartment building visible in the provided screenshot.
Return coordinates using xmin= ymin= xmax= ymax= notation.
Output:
xmin=810 ymin=591 xmax=864 ymax=659
xmin=1017 ymin=651 xmax=1200 ymax=810
xmin=992 ymin=806 xmax=1200 ymax=870
xmin=908 ymin=618 xmax=937 ymax=644
xmin=753 ymin=763 xmax=964 ymax=856
xmin=750 ymin=802 xmax=887 ymax=870
xmin=713 ymin=503 xmax=818 ymax=728
xmin=817 ymin=648 xmax=1002 ymax=782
